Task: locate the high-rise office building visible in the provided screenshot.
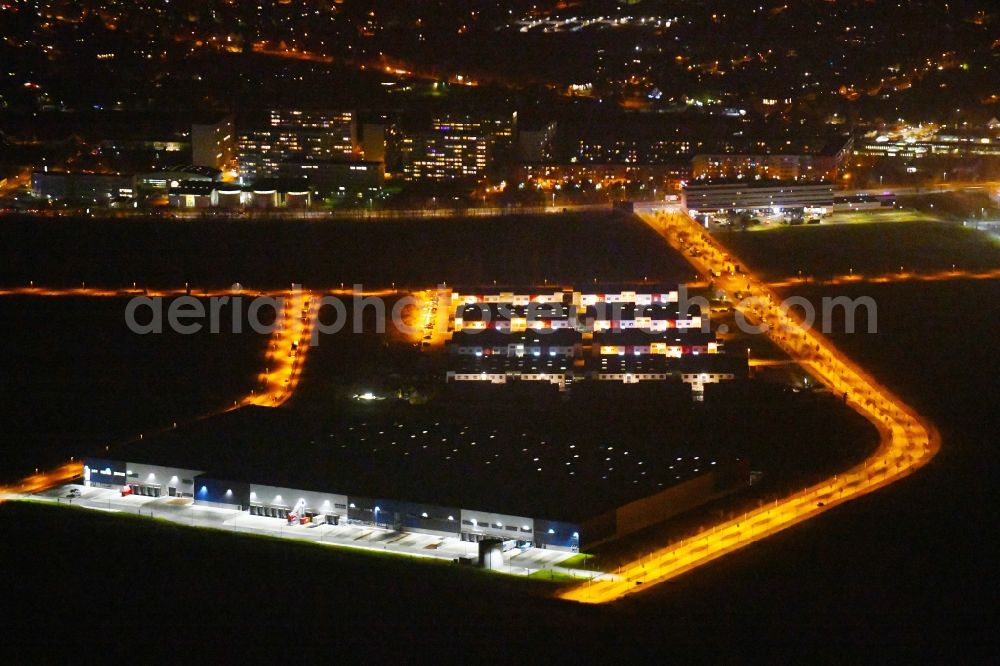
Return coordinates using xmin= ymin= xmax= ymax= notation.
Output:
xmin=238 ymin=109 xmax=356 ymax=180
xmin=390 ymin=113 xmax=516 ymax=181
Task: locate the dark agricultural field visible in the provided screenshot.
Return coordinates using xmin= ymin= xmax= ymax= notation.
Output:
xmin=0 ymin=211 xmax=695 ymax=289
xmin=720 ymin=221 xmax=1000 ymax=281
xmin=0 ymin=296 xmax=269 ymax=481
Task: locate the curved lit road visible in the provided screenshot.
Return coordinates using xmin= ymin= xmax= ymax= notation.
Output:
xmin=560 ymin=205 xmax=940 ymax=604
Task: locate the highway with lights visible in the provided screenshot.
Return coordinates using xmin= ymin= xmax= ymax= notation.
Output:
xmin=559 ymin=205 xmax=940 ymax=604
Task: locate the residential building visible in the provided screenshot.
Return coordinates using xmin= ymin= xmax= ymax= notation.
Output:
xmin=514 ymin=161 xmax=690 ymax=191
xmin=390 ymin=113 xmax=516 ymax=181
xmin=238 ymin=109 xmax=356 ymax=180
xmin=517 ymin=120 xmax=558 ymax=162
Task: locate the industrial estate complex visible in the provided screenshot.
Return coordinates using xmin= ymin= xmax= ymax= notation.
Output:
xmin=81 ymin=454 xmax=583 ymax=551
xmin=81 ymin=443 xmax=745 ymax=553
xmin=3 ymin=0 xmax=995 ymax=650
xmin=75 ymin=285 xmax=750 ymax=553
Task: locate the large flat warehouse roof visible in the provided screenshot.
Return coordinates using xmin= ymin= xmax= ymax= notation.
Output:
xmin=115 ymin=392 xmax=739 ymax=523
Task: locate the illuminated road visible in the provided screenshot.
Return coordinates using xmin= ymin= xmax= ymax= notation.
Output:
xmin=0 ymin=203 xmax=613 ymax=221
xmin=246 ymin=287 xmax=315 ymax=407
xmin=0 ymin=285 xmax=254 ymax=298
xmin=767 ymin=267 xmax=1000 ymax=288
xmin=9 ymin=262 xmax=977 ymax=305
xmin=0 ymin=462 xmax=83 ymax=499
xmin=249 ymin=43 xmax=538 ymax=90
xmin=748 ymin=359 xmax=798 ymax=368
xmin=845 ymin=181 xmax=1000 ymax=197
xmin=560 ymin=205 xmax=940 ymax=604
xmin=0 ymin=285 xmax=408 ymax=298
xmin=0 ymin=168 xmax=31 ymax=195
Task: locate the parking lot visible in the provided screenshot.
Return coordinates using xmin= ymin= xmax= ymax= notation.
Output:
xmin=416 ymin=287 xmax=452 ymax=350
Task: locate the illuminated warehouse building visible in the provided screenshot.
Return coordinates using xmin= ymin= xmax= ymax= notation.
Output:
xmin=80 ymin=455 xmax=581 ymax=550
xmin=80 ymin=395 xmax=749 ymax=551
